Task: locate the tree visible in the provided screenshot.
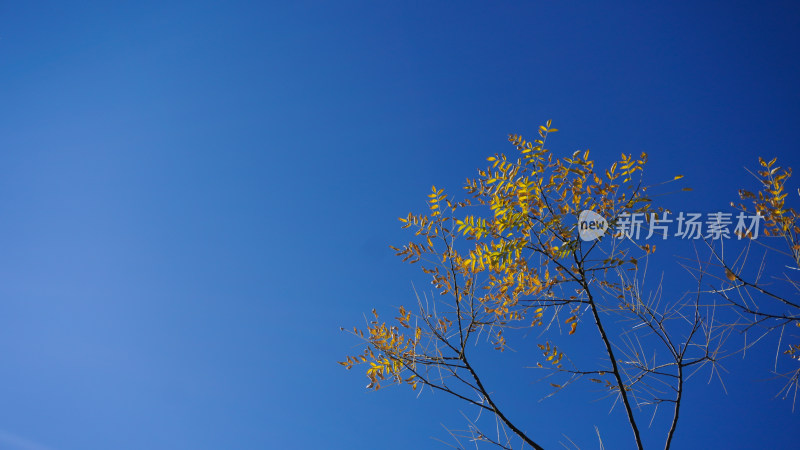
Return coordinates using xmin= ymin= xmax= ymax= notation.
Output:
xmin=340 ymin=121 xmax=799 ymax=449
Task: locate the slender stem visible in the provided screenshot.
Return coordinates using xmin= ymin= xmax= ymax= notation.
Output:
xmin=461 ymin=353 xmax=545 ymax=450
xmin=580 ymin=271 xmax=644 ymax=450
xmin=664 ymin=364 xmax=683 ymax=449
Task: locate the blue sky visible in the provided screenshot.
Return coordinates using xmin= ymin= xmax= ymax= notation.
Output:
xmin=0 ymin=1 xmax=798 ymax=449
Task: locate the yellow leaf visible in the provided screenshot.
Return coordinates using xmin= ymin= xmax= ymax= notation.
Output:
xmin=725 ymin=268 xmax=736 ymax=281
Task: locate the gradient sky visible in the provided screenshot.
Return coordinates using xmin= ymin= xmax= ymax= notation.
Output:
xmin=1 ymin=1 xmax=799 ymax=449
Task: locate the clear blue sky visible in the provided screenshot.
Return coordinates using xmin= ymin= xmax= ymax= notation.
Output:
xmin=0 ymin=1 xmax=798 ymax=449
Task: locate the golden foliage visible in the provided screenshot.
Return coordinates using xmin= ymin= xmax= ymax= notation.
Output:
xmin=341 ymin=120 xmax=678 ymax=390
